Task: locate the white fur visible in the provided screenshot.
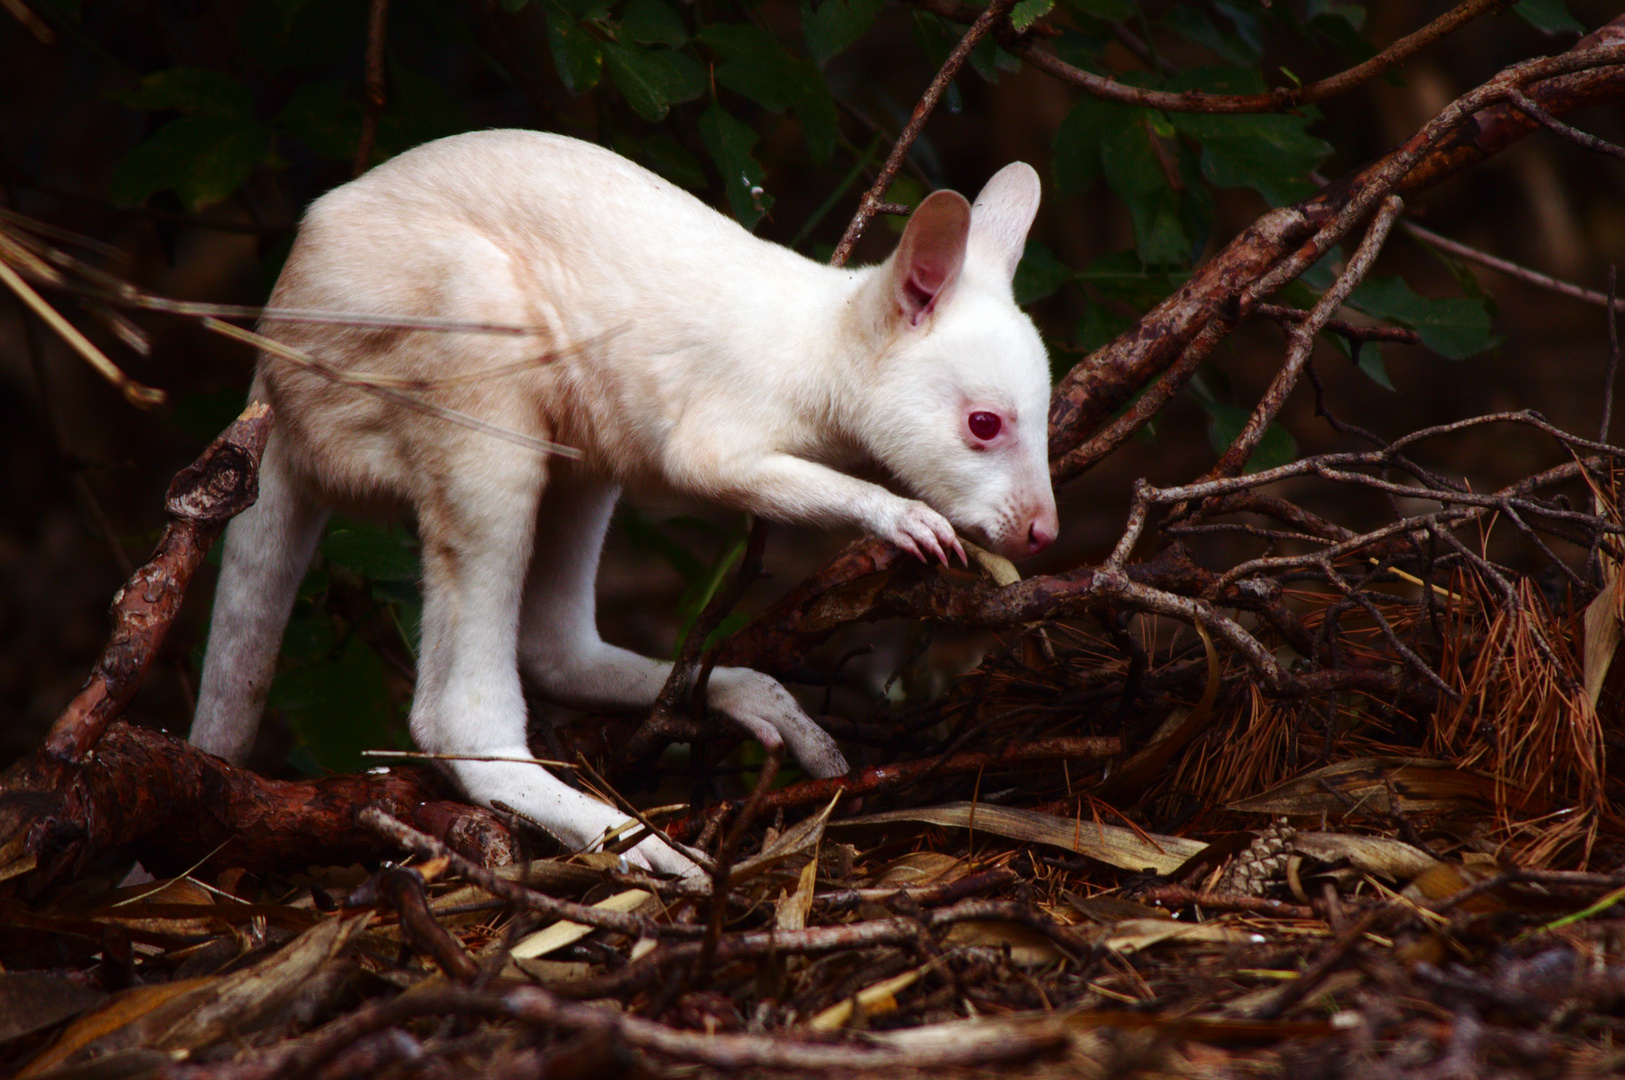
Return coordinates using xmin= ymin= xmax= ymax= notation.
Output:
xmin=191 ymin=131 xmax=1057 ymax=875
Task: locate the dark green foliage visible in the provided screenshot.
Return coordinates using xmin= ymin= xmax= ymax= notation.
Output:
xmin=802 ymin=0 xmax=886 ymax=66
xmin=1514 ymin=0 xmax=1586 ymax=34
xmin=615 ymin=511 xmax=752 ymax=655
xmin=258 ymin=520 xmax=421 ymax=773
xmin=1347 ymin=277 xmax=1502 ymax=361
xmin=699 ymin=104 xmax=773 ymax=230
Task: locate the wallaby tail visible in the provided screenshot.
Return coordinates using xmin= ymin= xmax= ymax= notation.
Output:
xmin=191 ymin=426 xmax=327 ymax=764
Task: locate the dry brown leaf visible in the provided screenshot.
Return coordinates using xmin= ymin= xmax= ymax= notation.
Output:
xmin=806 ymin=962 xmax=932 ymax=1030
xmin=943 ymin=920 xmax=1065 ymax=967
xmin=1228 ymin=758 xmax=1502 ymax=816
xmin=775 ymin=852 xmax=820 ymax=932
xmin=728 ymin=793 xmax=839 ymax=885
xmin=509 ymin=889 xmax=654 ymax=961
xmin=841 ymin=803 xmax=1204 ymax=874
xmin=871 ymin=851 xmax=967 ymax=888
xmin=863 ymin=1013 xmax=1069 ymax=1062
xmin=1292 ymin=832 xmax=1440 ymax=881
xmin=1402 ymin=862 xmax=1513 ymax=912
xmin=21 ymin=912 xmax=369 ymax=1075
xmin=1062 ymin=892 xmax=1173 ymax=925
xmin=1103 ymin=918 xmax=1259 ymax=955
xmin=1583 ymin=563 xmax=1622 ymax=707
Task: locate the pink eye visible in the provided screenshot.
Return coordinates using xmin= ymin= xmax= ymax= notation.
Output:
xmin=968 ymin=411 xmax=1002 ymax=441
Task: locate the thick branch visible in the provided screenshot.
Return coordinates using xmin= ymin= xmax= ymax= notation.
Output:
xmin=1049 ymin=26 xmax=1625 ymax=483
xmin=0 ymin=724 xmax=513 ymax=896
xmin=43 ymin=403 xmax=271 ymax=761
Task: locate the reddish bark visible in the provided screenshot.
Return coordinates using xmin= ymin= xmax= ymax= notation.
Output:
xmin=43 ymin=405 xmax=272 ymax=762
xmin=0 ymin=724 xmax=513 ymax=895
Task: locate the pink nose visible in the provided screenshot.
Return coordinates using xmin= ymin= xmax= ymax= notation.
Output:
xmin=1027 ymin=518 xmax=1056 ymax=555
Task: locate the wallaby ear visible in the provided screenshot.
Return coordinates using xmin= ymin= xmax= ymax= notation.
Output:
xmin=968 ymin=161 xmax=1041 ymax=282
xmin=888 ymin=189 xmax=971 ymax=328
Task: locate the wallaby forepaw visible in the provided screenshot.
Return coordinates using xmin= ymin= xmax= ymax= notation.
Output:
xmin=882 ymin=501 xmax=966 ymax=566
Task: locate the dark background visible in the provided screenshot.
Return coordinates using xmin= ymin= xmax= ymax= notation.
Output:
xmin=2 ymin=0 xmax=1622 ymax=768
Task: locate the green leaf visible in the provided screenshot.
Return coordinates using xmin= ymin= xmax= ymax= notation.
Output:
xmin=1098 ymin=112 xmax=1190 ymax=265
xmin=1052 ymin=96 xmax=1114 ymax=195
xmin=1513 ymin=0 xmax=1584 ymax=33
xmin=1308 ymin=8 xmax=1377 ymax=67
xmin=1210 ymin=0 xmax=1263 ymax=55
xmin=1159 ymin=7 xmax=1259 ymax=64
xmin=801 ymin=0 xmax=886 ymax=66
xmin=1356 ymin=346 xmax=1394 ymax=391
xmin=620 ymin=0 xmax=687 ymax=45
xmin=883 ymin=176 xmax=926 ymax=233
xmin=547 ymin=8 xmax=604 ymax=94
xmin=1058 ymin=0 xmax=1134 ymax=19
xmin=1347 ymin=276 xmax=1501 ymax=360
xmin=277 ymin=597 xmax=337 ymax=666
xmin=1204 ymin=402 xmax=1298 ymax=473
xmin=236 ymin=0 xmax=369 ymax=75
xmin=617 ymin=508 xmax=709 ymax=584
xmin=699 ymin=23 xmax=838 ymax=162
xmin=276 ymin=80 xmax=362 ymax=161
xmin=637 ymin=134 xmax=708 ymax=190
xmin=269 ymin=634 xmax=400 ymax=774
xmin=1074 ymin=302 xmax=1136 ymax=360
xmin=321 ymin=520 xmax=420 ymax=583
xmin=1010 ymin=0 xmax=1054 ymax=32
xmin=374 ymin=60 xmax=474 ymax=159
xmin=699 ymin=103 xmax=772 ymax=230
xmin=113 ymin=68 xmax=253 ymax=117
xmin=909 ymin=13 xmax=963 ymax=114
xmin=604 ymin=41 xmax=705 ymax=122
xmin=675 ymin=526 xmax=748 ymax=653
xmin=1013 ymin=240 xmax=1074 ymax=306
xmin=1171 ymin=109 xmax=1330 ymax=206
xmin=560 ymin=0 xmax=613 ymax=18
xmin=34 ymin=0 xmax=80 ymax=22
xmin=1078 ymin=249 xmax=1187 ymax=309
xmin=968 ymin=35 xmax=1021 ymax=83
xmin=169 ymin=388 xmax=254 ymax=444
xmin=111 ymin=115 xmax=271 ymax=210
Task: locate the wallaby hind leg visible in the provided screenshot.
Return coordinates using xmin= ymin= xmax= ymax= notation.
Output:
xmin=519 ymin=471 xmax=848 ymax=780
xmin=192 ymin=433 xmax=328 ymax=764
xmin=404 ymin=451 xmax=694 ymax=874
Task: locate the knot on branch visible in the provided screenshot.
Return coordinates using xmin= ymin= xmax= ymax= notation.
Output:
xmin=164 ymin=402 xmax=273 ymax=525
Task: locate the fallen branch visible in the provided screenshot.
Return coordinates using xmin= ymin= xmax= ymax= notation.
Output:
xmin=43 ymin=404 xmax=271 ymax=761
xmin=0 ymin=723 xmax=514 ymax=895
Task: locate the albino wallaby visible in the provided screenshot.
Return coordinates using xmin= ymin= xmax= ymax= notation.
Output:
xmin=192 ymin=131 xmax=1057 ymax=875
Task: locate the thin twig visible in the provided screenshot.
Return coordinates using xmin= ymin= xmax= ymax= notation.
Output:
xmin=1606 ymin=266 xmax=1620 ymax=444
xmin=1507 ymin=86 xmax=1625 ymax=160
xmin=1406 ymin=221 xmax=1625 ymax=313
xmin=358 ymin=807 xmax=691 ymax=940
xmin=830 ymin=0 xmax=1021 ymax=266
xmin=909 ymin=0 xmax=1513 ymax=113
xmin=353 ymin=0 xmax=390 ymax=176
xmin=1208 ymin=194 xmax=1405 ymax=479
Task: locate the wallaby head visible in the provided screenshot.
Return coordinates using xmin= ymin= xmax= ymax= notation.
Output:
xmin=853 ymin=162 xmax=1058 ymax=562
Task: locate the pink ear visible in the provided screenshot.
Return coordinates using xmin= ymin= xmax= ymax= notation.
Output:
xmin=890 ymin=190 xmax=971 ymax=327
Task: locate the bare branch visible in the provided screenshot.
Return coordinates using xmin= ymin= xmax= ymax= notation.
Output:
xmin=830 ymin=0 xmax=1021 ymax=266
